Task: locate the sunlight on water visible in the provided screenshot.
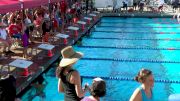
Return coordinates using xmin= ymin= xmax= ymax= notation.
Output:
xmin=22 ymin=17 xmax=180 ymax=101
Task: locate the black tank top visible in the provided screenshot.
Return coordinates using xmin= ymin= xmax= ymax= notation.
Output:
xmin=61 ymin=69 xmax=82 ymax=101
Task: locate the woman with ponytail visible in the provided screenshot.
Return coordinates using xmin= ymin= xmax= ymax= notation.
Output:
xmin=130 ymin=68 xmax=154 ymax=101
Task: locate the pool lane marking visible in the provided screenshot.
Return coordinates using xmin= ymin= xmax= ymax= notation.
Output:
xmin=97 ymin=25 xmax=180 ymax=28
xmin=77 ymin=46 xmax=178 ymax=51
xmin=81 ymin=58 xmax=180 ymax=63
xmin=93 ymin=31 xmax=180 ymax=34
xmin=81 ymin=76 xmax=180 ymax=84
xmin=85 ymin=37 xmax=180 ymax=41
xmin=100 ymin=22 xmax=178 ymax=24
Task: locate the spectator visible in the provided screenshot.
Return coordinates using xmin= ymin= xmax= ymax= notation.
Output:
xmin=21 ymin=22 xmax=29 ymax=58
xmin=85 ymin=0 xmax=89 ymax=14
xmin=56 ymin=46 xmax=88 ymax=101
xmin=54 ymin=4 xmax=62 ymax=30
xmin=0 ymin=14 xmax=2 ymax=22
xmin=8 ymin=18 xmax=22 ymax=39
xmin=33 ymin=9 xmax=43 ymax=31
xmin=8 ymin=18 xmax=23 ymax=47
xmin=172 ymin=0 xmax=179 ymax=12
xmin=70 ymin=4 xmax=77 ymax=19
xmin=75 ymin=1 xmax=82 ymax=17
xmin=139 ymin=0 xmax=146 ymax=12
xmin=81 ymin=77 xmax=106 ymax=101
xmin=133 ymin=0 xmax=139 ymax=10
xmin=60 ymin=0 xmax=68 ymax=21
xmin=2 ymin=15 xmax=8 ymax=25
xmin=130 ymin=68 xmax=154 ymax=101
xmin=65 ymin=9 xmax=73 ymax=28
xmin=90 ymin=0 xmax=94 ymax=11
xmin=24 ymin=15 xmax=34 ymax=44
xmin=42 ymin=18 xmax=51 ymax=42
xmin=0 ymin=22 xmax=13 ymax=55
xmin=176 ymin=13 xmax=180 ymax=23
xmin=8 ymin=12 xmax=16 ymax=24
xmin=112 ymin=0 xmax=118 ymax=12
xmin=123 ymin=0 xmax=128 ymax=11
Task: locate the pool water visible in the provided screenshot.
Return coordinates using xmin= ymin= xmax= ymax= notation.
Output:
xmin=22 ymin=17 xmax=180 ymax=101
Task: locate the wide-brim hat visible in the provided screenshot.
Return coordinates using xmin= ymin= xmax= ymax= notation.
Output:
xmin=60 ymin=46 xmax=83 ymax=67
xmin=0 ymin=22 xmax=7 ymax=27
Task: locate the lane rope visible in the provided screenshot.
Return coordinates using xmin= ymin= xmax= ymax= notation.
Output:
xmin=97 ymin=25 xmax=180 ymax=28
xmin=82 ymin=58 xmax=180 ymax=63
xmin=85 ymin=37 xmax=180 ymax=41
xmin=100 ymin=22 xmax=178 ymax=24
xmin=81 ymin=76 xmax=180 ymax=84
xmin=77 ymin=45 xmax=178 ymax=50
xmin=92 ymin=31 xmax=180 ymax=34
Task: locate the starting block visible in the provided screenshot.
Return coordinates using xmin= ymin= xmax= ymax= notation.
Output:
xmin=77 ymin=21 xmax=86 ymax=30
xmin=89 ymin=14 xmax=97 ymax=20
xmin=84 ymin=17 xmax=92 ymax=24
xmin=68 ymin=26 xmax=80 ymax=37
xmin=56 ymin=33 xmax=69 ymax=45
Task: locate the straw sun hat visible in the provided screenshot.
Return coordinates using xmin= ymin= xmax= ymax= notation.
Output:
xmin=60 ymin=46 xmax=83 ymax=67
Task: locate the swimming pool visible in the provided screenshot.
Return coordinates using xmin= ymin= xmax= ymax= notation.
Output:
xmin=22 ymin=17 xmax=180 ymax=101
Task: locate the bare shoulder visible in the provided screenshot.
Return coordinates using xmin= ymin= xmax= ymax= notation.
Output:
xmin=71 ymin=70 xmax=80 ymax=77
xmin=134 ymin=87 xmax=141 ymax=95
xmin=129 ymin=88 xmax=142 ymax=101
xmin=70 ymin=70 xmax=81 ymax=84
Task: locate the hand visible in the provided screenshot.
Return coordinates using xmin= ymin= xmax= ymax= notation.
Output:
xmin=84 ymin=83 xmax=90 ymax=91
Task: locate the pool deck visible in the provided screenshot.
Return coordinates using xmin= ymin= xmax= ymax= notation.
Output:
xmin=0 ymin=13 xmax=100 ymax=95
xmin=0 ymin=11 xmax=176 ymax=96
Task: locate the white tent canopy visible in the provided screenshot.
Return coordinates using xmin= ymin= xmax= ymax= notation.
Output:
xmin=94 ymin=0 xmax=113 ymax=8
xmin=94 ymin=0 xmax=133 ymax=9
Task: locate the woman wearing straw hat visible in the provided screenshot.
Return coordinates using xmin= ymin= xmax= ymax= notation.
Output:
xmin=56 ymin=46 xmax=88 ymax=101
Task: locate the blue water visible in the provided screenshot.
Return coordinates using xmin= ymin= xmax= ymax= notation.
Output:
xmin=99 ymin=22 xmax=180 ymax=27
xmin=94 ymin=27 xmax=180 ymax=33
xmin=22 ymin=17 xmax=180 ymax=101
xmin=91 ymin=32 xmax=180 ymax=39
xmin=82 ymin=38 xmax=180 ymax=48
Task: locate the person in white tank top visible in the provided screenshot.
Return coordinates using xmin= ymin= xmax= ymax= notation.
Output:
xmin=0 ymin=22 xmax=13 ymax=54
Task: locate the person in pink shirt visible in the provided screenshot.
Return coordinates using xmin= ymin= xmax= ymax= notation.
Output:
xmin=60 ymin=0 xmax=67 ymax=21
xmin=81 ymin=78 xmax=106 ymax=101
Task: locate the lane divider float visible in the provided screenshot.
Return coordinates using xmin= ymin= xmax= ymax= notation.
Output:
xmin=85 ymin=37 xmax=180 ymax=41
xmin=77 ymin=45 xmax=179 ymax=51
xmin=81 ymin=76 xmax=180 ymax=84
xmin=81 ymin=58 xmax=180 ymax=63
